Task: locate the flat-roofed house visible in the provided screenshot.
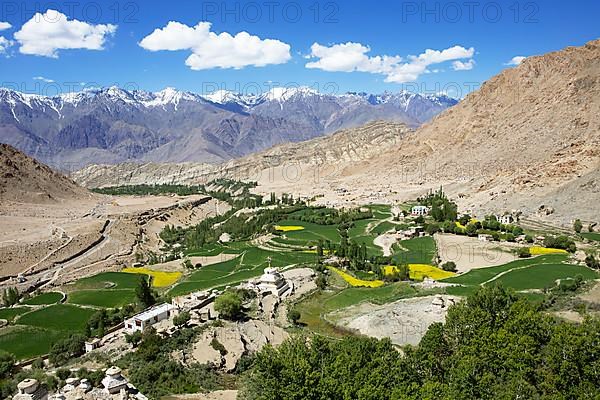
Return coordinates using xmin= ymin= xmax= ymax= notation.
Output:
xmin=124 ymin=303 xmax=175 ymax=333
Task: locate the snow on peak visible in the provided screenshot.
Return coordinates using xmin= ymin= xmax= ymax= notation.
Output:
xmin=263 ymin=86 xmax=319 ymax=102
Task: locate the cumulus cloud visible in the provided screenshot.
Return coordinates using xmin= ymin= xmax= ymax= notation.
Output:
xmin=452 ymin=59 xmax=476 ymax=71
xmin=305 ymin=42 xmax=475 ymax=83
xmin=0 ymin=22 xmax=11 ymax=31
xmin=139 ymin=21 xmax=291 ymax=70
xmin=33 ymin=76 xmax=55 ymax=83
xmin=14 ymin=9 xmax=116 ymax=58
xmin=505 ymin=56 xmax=526 ymax=66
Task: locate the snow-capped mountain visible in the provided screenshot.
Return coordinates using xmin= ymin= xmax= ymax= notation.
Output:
xmin=0 ymin=86 xmax=458 ymax=169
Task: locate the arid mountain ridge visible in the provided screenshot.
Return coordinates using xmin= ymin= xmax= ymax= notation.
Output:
xmin=0 ymin=143 xmax=93 ymax=205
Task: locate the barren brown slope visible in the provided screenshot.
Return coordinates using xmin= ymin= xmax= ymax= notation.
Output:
xmin=72 ymin=121 xmax=413 ymax=189
xmin=0 ymin=143 xmax=93 ymax=204
xmin=350 ymin=39 xmax=600 ymax=222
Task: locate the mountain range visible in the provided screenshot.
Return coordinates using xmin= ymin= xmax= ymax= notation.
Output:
xmin=0 ymin=86 xmax=456 ymax=169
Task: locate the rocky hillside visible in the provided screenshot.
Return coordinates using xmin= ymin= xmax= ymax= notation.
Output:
xmin=0 ymin=87 xmax=455 ymax=169
xmin=353 ymin=38 xmax=600 ymax=222
xmin=72 ymin=121 xmax=413 ymax=189
xmin=0 ymin=143 xmax=92 ymax=204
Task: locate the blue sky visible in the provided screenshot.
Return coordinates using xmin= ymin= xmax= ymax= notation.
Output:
xmin=0 ymin=0 xmax=598 ymax=98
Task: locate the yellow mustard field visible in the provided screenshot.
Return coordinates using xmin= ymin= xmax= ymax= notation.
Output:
xmin=274 ymin=225 xmax=305 ymax=232
xmin=384 ymin=264 xmax=455 ymax=281
xmin=328 ymin=266 xmax=384 ymax=288
xmin=529 ymin=246 xmax=568 ymax=255
xmin=122 ymin=267 xmax=182 ymax=287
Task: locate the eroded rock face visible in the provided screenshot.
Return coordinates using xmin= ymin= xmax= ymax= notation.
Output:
xmin=188 ymin=320 xmax=289 ymax=372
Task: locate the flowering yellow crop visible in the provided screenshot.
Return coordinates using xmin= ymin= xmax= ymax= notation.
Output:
xmin=529 ymin=246 xmax=568 ymax=255
xmin=123 ymin=267 xmax=182 ymax=287
xmin=456 ymin=218 xmax=478 ymax=230
xmin=383 ymin=264 xmax=455 ymax=281
xmin=274 ymin=225 xmax=305 ymax=232
xmin=328 ymin=266 xmax=384 ymax=288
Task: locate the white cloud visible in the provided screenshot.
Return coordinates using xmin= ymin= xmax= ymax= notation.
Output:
xmin=0 ymin=36 xmax=13 ymax=53
xmin=452 ymin=59 xmax=476 ymax=71
xmin=139 ymin=21 xmax=291 ymax=70
xmin=14 ymin=9 xmax=116 ymax=58
xmin=0 ymin=22 xmax=11 ymax=31
xmin=505 ymin=56 xmax=526 ymax=66
xmin=305 ymin=42 xmax=475 ymax=83
xmin=33 ymin=76 xmax=55 ymax=83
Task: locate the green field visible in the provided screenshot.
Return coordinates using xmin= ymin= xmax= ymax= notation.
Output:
xmin=71 ymin=272 xmax=144 ymax=290
xmin=0 ymin=307 xmax=29 ymax=321
xmin=581 ymin=232 xmax=600 ymax=242
xmin=21 ymin=291 xmax=63 ymax=305
xmin=0 ymin=326 xmax=67 ymax=360
xmin=392 ymin=236 xmax=437 ymax=264
xmin=445 ymin=254 xmax=598 ymax=296
xmin=17 ymin=304 xmax=96 ymax=332
xmin=276 ymin=220 xmax=341 ymax=244
xmin=68 ymin=289 xmax=137 ymax=308
xmin=170 ymin=246 xmax=315 ymax=296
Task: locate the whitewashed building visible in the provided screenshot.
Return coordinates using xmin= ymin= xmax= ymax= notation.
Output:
xmin=411 ymin=206 xmax=430 ymax=216
xmin=124 ymin=303 xmax=175 ymax=333
xmin=258 ymin=268 xmax=290 ymax=297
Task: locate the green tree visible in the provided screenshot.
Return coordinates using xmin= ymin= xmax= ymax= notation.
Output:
xmin=49 ymin=335 xmax=86 ymax=366
xmin=287 ymin=309 xmax=301 ymax=325
xmin=135 ymin=276 xmax=156 ymax=309
xmin=173 ymin=311 xmax=191 ymax=328
xmin=2 ymin=288 xmax=20 ymax=307
xmin=518 ymin=247 xmax=532 ymax=258
xmin=0 ymin=351 xmax=15 ymax=378
xmin=214 ymin=291 xmax=243 ymax=320
xmin=573 ymin=219 xmax=583 ymax=233
xmin=441 ymin=261 xmax=457 ymax=272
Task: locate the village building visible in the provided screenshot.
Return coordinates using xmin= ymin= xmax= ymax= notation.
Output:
xmin=478 ymin=233 xmax=494 ymax=242
xmin=497 ymin=214 xmax=514 ymax=224
xmin=411 ymin=205 xmax=430 ymax=216
xmin=84 ymin=338 xmax=101 ymax=353
xmin=172 ymin=290 xmax=217 ymax=312
xmin=124 ymin=303 xmax=175 ymax=333
xmin=13 ymin=379 xmax=47 ymax=400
